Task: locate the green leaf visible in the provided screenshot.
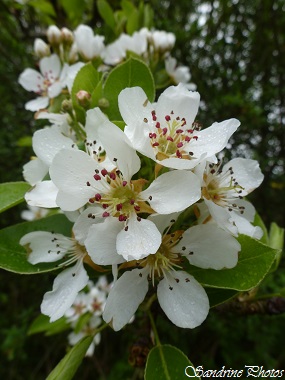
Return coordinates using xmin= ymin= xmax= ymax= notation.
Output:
xmin=0 ymin=214 xmax=72 ymax=274
xmin=59 ymin=0 xmax=87 ymax=25
xmin=268 ymin=222 xmax=284 ymax=270
xmin=0 ymin=182 xmax=31 ymax=213
xmin=253 ymin=212 xmax=269 ymax=244
xmin=71 ymin=63 xmax=101 ymax=124
xmin=97 ymin=0 xmax=116 ymax=30
xmin=206 ymin=288 xmax=238 ymax=308
xmin=28 ymin=314 xmax=69 ymax=336
xmin=103 ymin=57 xmax=155 ymax=120
xmin=145 ymin=344 xmax=200 ymax=380
xmin=28 ymin=0 xmax=56 ymax=17
xmin=47 ymin=335 xmax=93 ymax=380
xmin=187 ymin=235 xmax=278 ymax=291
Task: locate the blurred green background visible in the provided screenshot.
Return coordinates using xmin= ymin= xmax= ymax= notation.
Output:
xmin=0 ymin=0 xmax=284 ymax=378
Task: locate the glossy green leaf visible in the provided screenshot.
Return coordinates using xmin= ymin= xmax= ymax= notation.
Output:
xmin=28 ymin=314 xmax=69 ymax=336
xmin=46 ymin=335 xmax=93 ymax=380
xmin=71 ymin=63 xmax=101 ymax=124
xmin=187 ymin=235 xmax=278 ymax=291
xmin=97 ymin=0 xmax=116 ymax=30
xmin=268 ymin=222 xmax=284 ymax=270
xmin=0 ymin=214 xmax=72 ymax=274
xmin=103 ymin=57 xmax=155 ymax=120
xmin=145 ymin=344 xmax=200 ymax=380
xmin=0 ymin=182 xmax=31 ymax=213
xmin=206 ymin=288 xmax=238 ymax=308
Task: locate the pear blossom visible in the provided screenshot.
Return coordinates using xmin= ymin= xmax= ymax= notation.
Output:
xmin=47 ymin=25 xmax=62 ymax=45
xmin=68 ymin=315 xmax=102 ymax=356
xmin=74 ymin=24 xmax=105 ymax=61
xmin=19 ymin=209 xmax=101 ymax=322
xmin=165 ymin=56 xmax=196 ymax=90
xmin=18 ymin=54 xmax=83 ymax=111
xmin=119 ymin=84 xmax=240 ymax=170
xmin=198 ymin=158 xmax=264 ymax=238
xmin=34 ymin=38 xmax=50 ymax=58
xmin=21 ymin=205 xmax=49 ymax=221
xmin=50 ymin=108 xmax=201 ymax=260
xmin=101 ymin=31 xmax=148 ymax=65
xmin=101 ymin=214 xmax=240 ymax=331
xmin=149 ymin=30 xmax=176 ymax=52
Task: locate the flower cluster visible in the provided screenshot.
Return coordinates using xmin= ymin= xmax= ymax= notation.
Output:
xmin=19 ymin=23 xmax=264 ymax=333
xmin=18 ymin=24 xmax=193 ymax=112
xmin=64 ymin=276 xmax=112 ymax=356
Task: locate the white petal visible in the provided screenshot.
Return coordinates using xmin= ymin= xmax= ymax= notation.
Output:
xmin=23 ymin=158 xmax=48 ymax=185
xmin=192 ymin=118 xmax=240 ymax=159
xmin=18 ymin=68 xmax=44 ymax=92
xmin=156 ymin=84 xmax=200 ymax=126
xmin=157 ymin=271 xmax=209 ymax=328
xmin=103 ymin=268 xmax=149 ymax=331
xmin=25 ymin=181 xmax=58 ymax=208
xmin=50 ymin=149 xmax=103 ymax=208
xmin=41 ymin=261 xmax=89 ymax=322
xmin=39 ymin=54 xmax=61 ymax=79
xmin=147 ymin=212 xmax=181 ymax=234
xmin=97 ymin=111 xmax=141 ymax=180
xmin=65 ymin=62 xmax=85 ymax=92
xmin=20 ymin=231 xmax=70 ymax=264
xmin=48 ymin=81 xmax=63 ymax=98
xmin=204 ymin=199 xmax=238 ymax=236
xmin=85 ymin=217 xmax=125 ymax=265
xmin=118 ymin=87 xmax=152 ymax=127
xmin=33 ymin=126 xmax=77 ymax=166
xmin=223 ymin=158 xmax=264 ymax=195
xmin=230 ymin=211 xmax=263 ymax=239
xmin=55 ymin=190 xmax=87 ymax=211
xmin=116 ymin=214 xmax=162 ymax=261
xmin=141 ymin=170 xmax=201 ymax=214
xmin=157 ymin=156 xmax=202 ymax=170
xmin=73 ymin=206 xmax=103 ymax=244
xmin=175 ymin=224 xmax=240 ymax=269
xmin=25 ymin=96 xmax=49 ymax=112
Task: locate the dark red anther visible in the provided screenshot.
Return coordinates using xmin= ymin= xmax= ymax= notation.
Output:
xmin=94 ymin=174 xmax=101 ymax=181
xmin=101 ymin=169 xmax=108 ymax=176
xmin=102 ymin=211 xmax=110 ymax=217
xmin=130 ymin=199 xmax=135 ymax=205
xmin=177 ymin=142 xmax=183 ymax=148
xmin=165 ymin=115 xmax=171 ymax=121
xmin=176 ymin=129 xmax=183 ymax=134
xmin=185 ymin=136 xmax=191 ymax=142
xmin=193 ymin=136 xmax=198 ymax=140
xmin=152 ymin=142 xmax=159 ymax=147
xmin=89 ymin=198 xmax=95 ymax=203
xmin=116 ymin=203 xmax=123 ymax=211
xmin=176 ymin=150 xmax=182 ymax=158
xmin=134 ymin=205 xmax=140 ymax=212
xmin=109 ymin=172 xmax=116 ymax=180
xmin=118 ymin=214 xmax=126 ymax=222
xmin=152 ymin=115 xmax=157 ymax=121
xmin=162 ymin=127 xmax=168 ymax=135
xmin=95 ymin=193 xmax=101 ymax=201
xmin=167 ymin=136 xmax=173 ymax=142
xmin=156 ymin=122 xmax=161 ymax=128
xmin=122 ymin=181 xmax=127 ymax=187
xmin=102 ymin=203 xmax=108 ymax=209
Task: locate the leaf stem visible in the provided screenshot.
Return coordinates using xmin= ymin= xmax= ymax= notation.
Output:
xmin=148 ymin=309 xmax=161 ymax=346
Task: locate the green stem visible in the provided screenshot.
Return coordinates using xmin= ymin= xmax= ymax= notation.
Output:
xmin=148 ymin=309 xmax=161 ymax=346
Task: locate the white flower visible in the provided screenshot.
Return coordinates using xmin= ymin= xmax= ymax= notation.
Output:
xmin=150 ymin=30 xmax=176 ymax=52
xmin=198 ymin=157 xmax=264 ymax=238
xmin=47 ymin=25 xmax=62 ymax=45
xmin=165 ymin=56 xmax=196 ymax=90
xmin=74 ymin=24 xmax=105 ymax=61
xmin=101 ymin=31 xmax=147 ymax=65
xmin=101 ymin=214 xmax=240 ymax=330
xmin=19 ymin=211 xmax=96 ymax=321
xmin=119 ymin=84 xmax=240 ymax=170
xmin=102 ymin=214 xmax=239 ymax=331
xmin=21 ymin=205 xmax=49 ymax=221
xmin=68 ymin=315 xmax=102 ymax=356
xmin=18 ymin=54 xmax=83 ymax=111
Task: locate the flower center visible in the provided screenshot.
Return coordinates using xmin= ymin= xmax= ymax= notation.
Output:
xmin=139 ymin=231 xmax=183 ymax=284
xmin=202 ymin=162 xmax=245 ymax=213
xmin=87 ymin=169 xmax=142 ymax=222
xmin=147 ymin=110 xmax=201 ymax=160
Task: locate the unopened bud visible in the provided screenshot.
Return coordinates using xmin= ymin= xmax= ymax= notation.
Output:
xmin=47 ymin=25 xmax=62 ymax=45
xmin=34 ymin=38 xmax=50 ymax=58
xmin=98 ymin=97 xmax=109 ymax=109
xmin=76 ymin=90 xmax=91 ymax=108
xmin=61 ymin=27 xmax=74 ymax=45
xmin=68 ymin=43 xmax=78 ymax=64
xmin=61 ymin=99 xmax=73 ymax=112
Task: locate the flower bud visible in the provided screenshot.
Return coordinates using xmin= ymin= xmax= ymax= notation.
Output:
xmin=61 ymin=99 xmax=73 ymax=112
xmin=61 ymin=27 xmax=74 ymax=46
xmin=34 ymin=38 xmax=50 ymax=58
xmin=98 ymin=97 xmax=109 ymax=110
xmin=76 ymin=90 xmax=91 ymax=109
xmin=47 ymin=25 xmax=62 ymax=45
